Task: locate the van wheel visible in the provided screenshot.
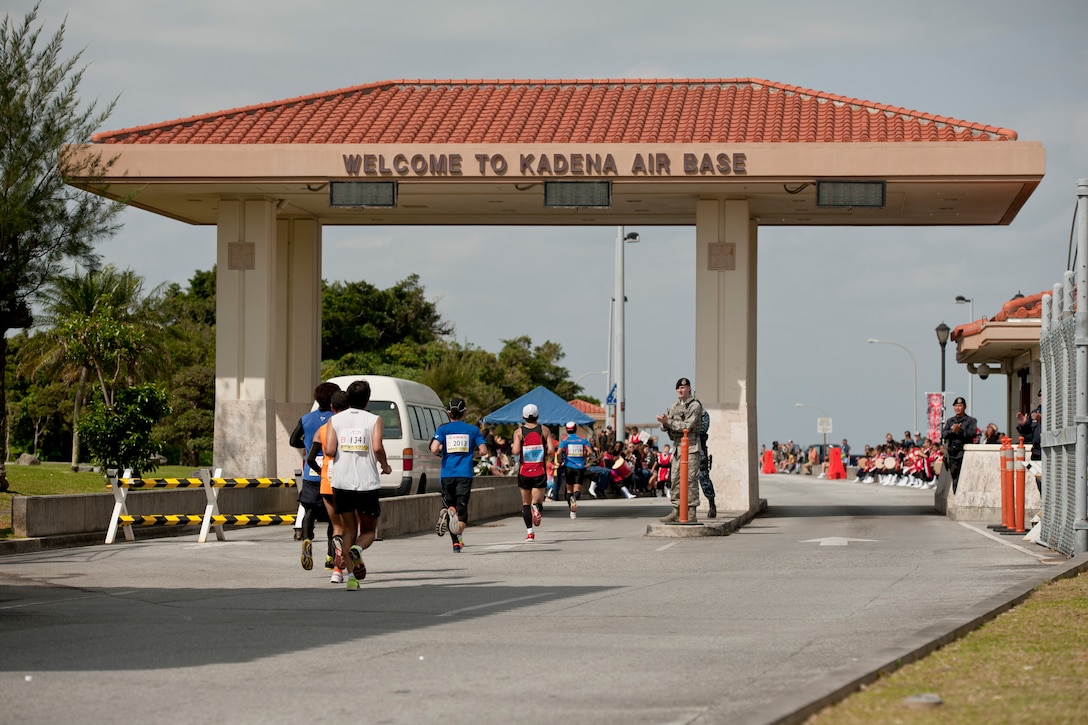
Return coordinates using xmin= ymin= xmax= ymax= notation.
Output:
xmin=415 ymin=475 xmax=427 ymax=495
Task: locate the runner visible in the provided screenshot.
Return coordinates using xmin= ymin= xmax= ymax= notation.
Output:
xmin=322 ymin=380 xmax=391 ymax=590
xmin=558 ymin=422 xmax=593 ymax=519
xmin=512 ymin=403 xmax=554 ymax=541
xmin=307 ymin=389 xmax=348 ymax=583
xmin=430 ymin=397 xmax=488 ymax=552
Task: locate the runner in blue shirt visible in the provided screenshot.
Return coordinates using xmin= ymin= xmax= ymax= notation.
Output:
xmin=558 ymin=421 xmax=594 ymax=519
xmin=429 ymin=397 xmax=488 ymax=552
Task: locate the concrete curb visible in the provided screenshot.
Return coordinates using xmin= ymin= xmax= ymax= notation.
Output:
xmin=725 ymin=551 xmax=1088 ymax=725
xmin=645 ymin=498 xmax=768 ymax=537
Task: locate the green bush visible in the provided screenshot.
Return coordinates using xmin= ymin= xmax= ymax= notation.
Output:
xmin=77 ymin=384 xmax=171 ymax=475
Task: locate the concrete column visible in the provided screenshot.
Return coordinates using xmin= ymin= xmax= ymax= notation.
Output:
xmin=213 ymin=199 xmax=322 ymax=477
xmin=694 ymin=199 xmax=760 ymax=514
xmin=274 ymin=216 xmax=322 ymax=477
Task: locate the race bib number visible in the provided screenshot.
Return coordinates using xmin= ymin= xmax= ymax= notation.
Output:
xmin=567 ymin=443 xmax=584 ymax=457
xmin=307 ymin=453 xmax=324 ymax=477
xmin=446 ymin=433 xmax=470 ymax=453
xmin=340 ymin=429 xmax=370 ymax=453
xmin=523 ymin=443 xmax=544 ymax=463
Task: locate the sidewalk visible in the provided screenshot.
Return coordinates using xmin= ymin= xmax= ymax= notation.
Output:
xmin=0 ymin=474 xmax=1080 ymax=725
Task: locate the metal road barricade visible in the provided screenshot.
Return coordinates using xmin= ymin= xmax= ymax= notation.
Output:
xmin=106 ymin=468 xmax=297 ymax=544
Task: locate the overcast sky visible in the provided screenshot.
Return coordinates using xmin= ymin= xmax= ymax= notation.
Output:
xmin=16 ymin=0 xmax=1088 ymax=449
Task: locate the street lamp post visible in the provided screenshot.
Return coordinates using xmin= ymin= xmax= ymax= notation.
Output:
xmin=614 ymin=226 xmax=639 ymax=437
xmin=795 ymin=403 xmax=831 ymax=460
xmin=955 ymin=295 xmax=974 ymax=412
xmin=867 ymin=338 xmax=918 ymax=434
xmin=935 ymin=322 xmax=951 ymax=393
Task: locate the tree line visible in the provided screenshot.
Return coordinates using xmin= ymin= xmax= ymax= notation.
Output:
xmin=4 ymin=267 xmax=589 ymax=475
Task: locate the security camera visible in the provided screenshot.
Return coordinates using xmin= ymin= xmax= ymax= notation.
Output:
xmin=624 ymin=232 xmax=640 ymax=242
xmin=978 ymin=369 xmax=989 ymax=380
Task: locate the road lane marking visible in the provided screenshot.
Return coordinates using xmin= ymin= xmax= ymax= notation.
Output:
xmin=437 ymin=592 xmax=553 ymax=617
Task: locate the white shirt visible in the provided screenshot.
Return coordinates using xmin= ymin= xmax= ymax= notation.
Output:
xmin=329 ymin=408 xmax=382 ymax=492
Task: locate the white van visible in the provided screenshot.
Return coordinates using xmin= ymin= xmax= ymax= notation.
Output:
xmin=319 ymin=375 xmax=446 ymax=496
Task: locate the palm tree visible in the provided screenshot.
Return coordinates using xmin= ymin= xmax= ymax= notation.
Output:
xmin=18 ymin=265 xmax=154 ymax=469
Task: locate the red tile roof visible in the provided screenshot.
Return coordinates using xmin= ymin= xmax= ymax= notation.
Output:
xmin=951 ymin=291 xmax=1048 ymax=341
xmin=92 ymin=78 xmax=1018 ymax=146
xmin=568 ymin=399 xmax=606 ymax=415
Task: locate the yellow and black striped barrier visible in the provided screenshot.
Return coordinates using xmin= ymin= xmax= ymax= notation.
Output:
xmin=107 ymin=470 xmax=298 ymax=544
xmin=118 ymin=514 xmax=205 ymax=527
xmin=119 ymin=478 xmax=205 ymax=489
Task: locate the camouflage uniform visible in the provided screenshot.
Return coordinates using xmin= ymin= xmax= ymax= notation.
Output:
xmin=659 ymin=393 xmax=703 ymax=511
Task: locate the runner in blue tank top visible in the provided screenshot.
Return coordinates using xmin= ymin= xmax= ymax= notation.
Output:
xmin=558 ymin=422 xmax=593 ymax=519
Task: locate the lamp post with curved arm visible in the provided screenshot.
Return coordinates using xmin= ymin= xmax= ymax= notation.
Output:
xmin=867 ymin=338 xmax=918 ymax=434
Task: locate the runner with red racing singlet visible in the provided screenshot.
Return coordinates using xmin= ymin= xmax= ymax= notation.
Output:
xmin=512 ymin=403 xmax=554 ymax=541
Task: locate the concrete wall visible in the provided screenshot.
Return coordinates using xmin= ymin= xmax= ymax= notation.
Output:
xmin=11 ymin=477 xmax=521 ymax=541
xmin=934 ymin=444 xmax=1040 ymax=522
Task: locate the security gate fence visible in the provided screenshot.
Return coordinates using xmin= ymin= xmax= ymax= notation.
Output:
xmin=1038 ymin=179 xmax=1088 ymax=556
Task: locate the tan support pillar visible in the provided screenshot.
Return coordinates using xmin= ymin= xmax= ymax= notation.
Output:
xmin=213 ymin=199 xmax=322 ymax=477
xmin=694 ymin=199 xmax=760 ymax=514
xmin=274 ymin=216 xmax=322 ymax=477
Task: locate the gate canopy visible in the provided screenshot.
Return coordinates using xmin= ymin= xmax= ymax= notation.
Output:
xmin=68 ymin=78 xmax=1043 ymax=229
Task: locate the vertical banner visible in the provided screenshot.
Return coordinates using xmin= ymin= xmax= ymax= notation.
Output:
xmin=926 ymin=392 xmax=946 ymax=442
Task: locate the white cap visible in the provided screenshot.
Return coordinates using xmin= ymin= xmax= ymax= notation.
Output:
xmin=522 ymin=403 xmax=538 ymax=418
xmin=565 ymin=421 xmax=577 ymax=431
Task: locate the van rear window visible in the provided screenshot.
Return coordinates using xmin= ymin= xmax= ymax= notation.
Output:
xmin=368 ymin=400 xmax=402 ymax=440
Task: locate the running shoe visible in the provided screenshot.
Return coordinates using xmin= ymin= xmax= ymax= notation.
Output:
xmin=325 ymin=555 xmax=334 ymax=570
xmin=330 ymin=568 xmax=344 ymax=584
xmin=333 ymin=535 xmax=344 ymax=569
xmin=452 ymin=539 xmax=462 ymax=553
xmin=300 ymin=539 xmax=313 ymax=571
xmin=570 ymin=507 xmax=577 ymax=520
xmin=447 ymin=506 xmax=460 ymax=535
xmin=531 ymin=504 xmax=542 ymax=527
xmin=346 ymin=575 xmax=360 ymax=591
xmin=435 ymin=507 xmax=450 ymax=536
xmin=349 ymin=544 xmax=367 ymax=580
xmin=524 ymin=532 xmax=535 ymax=542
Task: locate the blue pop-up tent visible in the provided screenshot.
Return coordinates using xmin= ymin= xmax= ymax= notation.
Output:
xmin=483 ymin=386 xmax=595 ymax=428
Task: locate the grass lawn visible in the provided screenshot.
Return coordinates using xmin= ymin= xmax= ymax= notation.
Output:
xmin=806 ymin=569 xmax=1088 ymax=723
xmin=0 ymin=462 xmax=197 ymax=537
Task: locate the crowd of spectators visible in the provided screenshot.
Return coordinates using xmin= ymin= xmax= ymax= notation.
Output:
xmin=759 ymin=424 xmax=1007 ymax=489
xmin=476 ymin=423 xmax=682 ymax=500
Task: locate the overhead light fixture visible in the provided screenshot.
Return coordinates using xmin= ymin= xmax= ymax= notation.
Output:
xmin=816 ymin=180 xmax=886 ymax=208
xmin=543 ymin=180 xmax=611 ymax=208
xmin=329 ymin=181 xmax=397 ymax=207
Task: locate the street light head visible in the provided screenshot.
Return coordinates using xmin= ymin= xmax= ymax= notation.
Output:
xmin=935 ymin=321 xmax=951 ymax=346
xmin=867 ymin=338 xmax=879 ymax=344
xmin=955 ymin=295 xmax=971 ymax=304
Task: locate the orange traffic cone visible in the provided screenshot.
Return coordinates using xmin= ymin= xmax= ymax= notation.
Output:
xmin=827 ymin=447 xmax=847 ymax=479
xmin=762 ymin=449 xmax=776 ymax=474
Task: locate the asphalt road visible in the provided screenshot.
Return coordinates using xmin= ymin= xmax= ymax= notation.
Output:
xmin=0 ymin=475 xmax=1078 ymax=725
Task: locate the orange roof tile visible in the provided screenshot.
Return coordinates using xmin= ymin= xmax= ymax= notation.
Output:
xmin=568 ymin=399 xmax=606 ymax=415
xmin=951 ymin=291 xmax=1049 ymax=341
xmin=91 ymin=78 xmax=1019 ymax=145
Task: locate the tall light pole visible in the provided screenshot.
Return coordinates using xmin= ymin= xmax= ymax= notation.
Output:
xmin=795 ymin=403 xmax=831 ymax=459
xmin=867 ymin=338 xmax=918 ymax=434
xmin=614 ymin=226 xmax=639 ymax=437
xmin=955 ymin=295 xmax=974 ymax=412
